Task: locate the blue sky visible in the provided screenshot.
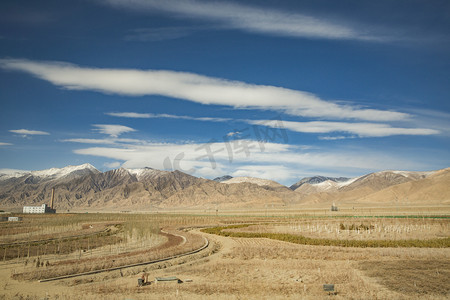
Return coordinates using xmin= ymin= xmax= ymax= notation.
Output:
xmin=0 ymin=0 xmax=449 ymax=185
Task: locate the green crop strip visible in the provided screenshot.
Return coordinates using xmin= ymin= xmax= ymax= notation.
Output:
xmin=202 ymin=224 xmax=450 ymax=248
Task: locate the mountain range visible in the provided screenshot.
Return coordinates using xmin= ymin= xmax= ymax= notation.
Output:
xmin=0 ymin=164 xmax=449 ymax=211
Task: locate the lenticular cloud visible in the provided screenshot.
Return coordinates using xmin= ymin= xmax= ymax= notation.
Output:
xmin=0 ymin=58 xmax=409 ymax=122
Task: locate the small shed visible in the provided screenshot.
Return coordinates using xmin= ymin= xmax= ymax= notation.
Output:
xmin=8 ymin=216 xmax=23 ymax=222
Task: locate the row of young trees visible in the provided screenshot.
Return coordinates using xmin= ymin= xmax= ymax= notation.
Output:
xmin=203 ymin=224 xmax=450 ymax=248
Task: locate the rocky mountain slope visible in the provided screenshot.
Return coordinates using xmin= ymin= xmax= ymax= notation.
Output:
xmin=293 ymin=169 xmax=448 ymax=204
xmin=0 ymin=164 xmax=448 ymax=210
xmin=289 ymin=176 xmax=350 ymax=190
xmin=222 ymin=176 xmax=290 ymax=191
xmin=0 ymin=163 xmax=99 ymax=183
xmin=213 ymin=175 xmax=233 ymax=182
xmin=0 ymin=165 xmax=299 ymax=210
xmin=356 ymin=168 xmax=450 ymax=203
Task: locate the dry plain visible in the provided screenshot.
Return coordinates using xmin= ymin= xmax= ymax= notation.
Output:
xmin=0 ymin=205 xmax=449 ymax=299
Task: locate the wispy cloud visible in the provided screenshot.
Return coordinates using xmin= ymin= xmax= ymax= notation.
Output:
xmin=100 ymin=0 xmax=387 ymax=41
xmin=73 ymin=139 xmax=430 ymax=184
xmin=0 ymin=142 xmax=13 ymax=146
xmin=231 ymin=165 xmax=295 ymax=182
xmin=104 ymin=161 xmax=121 ymax=169
xmin=0 ymin=168 xmax=29 ymax=175
xmin=405 ymin=109 xmax=450 ymax=137
xmin=249 ymin=119 xmax=440 ymax=138
xmin=59 ymin=124 xmax=140 ymax=145
xmin=62 ymin=138 xmax=116 ymax=145
xmin=0 ymin=59 xmax=410 ymax=122
xmin=318 ymin=136 xmax=355 ymax=141
xmin=226 ymin=131 xmax=241 ymax=137
xmin=106 ymin=112 xmax=153 ymax=118
xmin=61 ymin=137 xmax=145 ymax=145
xmin=9 ymin=129 xmax=50 ymax=137
xmin=107 ymin=111 xmax=438 ymax=138
xmin=92 ymin=124 xmax=136 ymax=138
xmin=106 ymin=112 xmax=231 ymax=122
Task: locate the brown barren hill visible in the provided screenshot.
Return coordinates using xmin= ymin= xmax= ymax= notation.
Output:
xmin=358 ymin=167 xmax=450 ymax=204
xmin=159 ymin=178 xmax=294 ymax=209
xmin=293 ymin=169 xmax=448 ymax=205
xmin=1 ymin=165 xmax=449 ymax=210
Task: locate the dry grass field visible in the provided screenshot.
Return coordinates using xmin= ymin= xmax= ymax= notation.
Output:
xmin=0 ymin=206 xmax=449 ymax=299
xmin=230 ymin=218 xmax=449 ymax=241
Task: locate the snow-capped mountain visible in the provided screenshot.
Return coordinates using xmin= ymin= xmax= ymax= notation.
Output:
xmin=0 ymin=163 xmax=99 ymax=182
xmin=389 ymin=170 xmax=435 ymax=179
xmin=0 ymin=164 xmax=448 ymax=210
xmin=213 ymin=175 xmax=233 ymax=182
xmin=289 ymin=176 xmax=350 ymax=190
xmin=126 ymin=167 xmax=169 ymax=181
xmin=32 ymin=163 xmax=99 ymax=180
xmin=0 ymin=169 xmax=31 ymax=181
xmin=223 ymin=176 xmax=283 ymax=187
xmin=222 ymin=176 xmax=291 ymax=192
xmin=338 ymin=170 xmax=436 ymax=192
xmin=288 ymin=170 xmax=444 ymax=204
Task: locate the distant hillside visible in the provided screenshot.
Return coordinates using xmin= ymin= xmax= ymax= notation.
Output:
xmin=0 ymin=165 xmax=448 ymax=210
xmin=0 ymin=165 xmax=297 ymax=210
xmin=290 ymin=176 xmax=350 ymax=190
xmin=222 ymin=176 xmax=290 ymax=190
xmin=213 ymin=175 xmax=233 ymax=182
xmin=356 ymin=168 xmax=450 ymax=204
xmin=293 ymin=169 xmax=447 ymax=205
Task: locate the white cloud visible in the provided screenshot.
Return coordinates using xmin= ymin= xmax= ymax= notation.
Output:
xmin=0 ymin=58 xmax=410 ymax=122
xmin=318 ymin=136 xmax=355 ymax=141
xmin=100 ymin=0 xmax=386 ymax=41
xmin=62 ymin=138 xmax=117 ymax=145
xmin=0 ymin=142 xmax=13 ymax=146
xmin=104 ymin=161 xmax=121 ymax=168
xmin=9 ymin=129 xmax=50 ymax=136
xmin=106 ymin=112 xmax=232 ymax=122
xmin=106 ymin=112 xmax=153 ymax=118
xmin=92 ymin=124 xmax=136 ymax=138
xmin=405 ymin=109 xmax=450 ymax=137
xmin=231 ymin=165 xmax=295 ymax=182
xmin=73 ymin=139 xmax=428 ymax=184
xmin=0 ymin=169 xmax=30 ymax=177
xmin=108 ymin=111 xmax=439 ymax=138
xmin=249 ymin=119 xmax=439 ymax=138
xmin=226 ymin=131 xmax=240 ymax=137
xmin=61 ymin=138 xmax=144 ymax=145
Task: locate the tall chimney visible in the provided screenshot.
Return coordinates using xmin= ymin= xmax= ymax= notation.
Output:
xmin=50 ymin=187 xmax=55 ymax=209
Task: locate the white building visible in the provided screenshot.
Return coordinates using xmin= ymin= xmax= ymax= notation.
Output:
xmin=23 ymin=204 xmax=55 ymax=214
